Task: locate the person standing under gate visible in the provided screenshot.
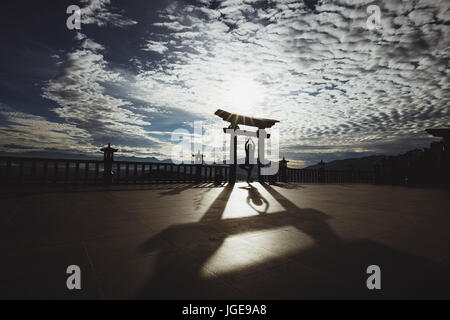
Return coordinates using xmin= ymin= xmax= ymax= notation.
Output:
xmin=239 ymin=138 xmax=255 ymax=183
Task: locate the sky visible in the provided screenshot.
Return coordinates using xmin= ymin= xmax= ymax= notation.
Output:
xmin=0 ymin=0 xmax=449 ymax=167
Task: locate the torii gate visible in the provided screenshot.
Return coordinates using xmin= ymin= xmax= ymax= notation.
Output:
xmin=214 ymin=109 xmax=279 ymax=182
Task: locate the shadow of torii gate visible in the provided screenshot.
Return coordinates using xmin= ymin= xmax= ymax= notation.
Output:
xmin=136 ymin=182 xmax=450 ymax=299
xmin=215 ymin=109 xmax=279 ymax=182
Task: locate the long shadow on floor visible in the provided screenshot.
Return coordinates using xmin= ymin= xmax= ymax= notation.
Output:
xmin=136 ymin=182 xmax=450 ymax=299
xmin=0 ymin=183 xmax=224 ymax=200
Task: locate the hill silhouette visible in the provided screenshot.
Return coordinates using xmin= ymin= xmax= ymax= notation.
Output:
xmin=305 ymin=155 xmax=385 ymax=171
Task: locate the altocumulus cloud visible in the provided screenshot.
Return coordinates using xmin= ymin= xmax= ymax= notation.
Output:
xmin=41 ymin=32 xmax=168 ymax=157
xmin=132 ymin=0 xmax=450 ymax=163
xmin=0 ymin=103 xmax=94 ymax=154
xmin=1 ymin=0 xmax=449 ymax=165
xmin=80 ymin=0 xmax=138 ymax=28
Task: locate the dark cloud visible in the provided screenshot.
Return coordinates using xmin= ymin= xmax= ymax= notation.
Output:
xmin=304 ymin=0 xmax=321 ymax=12
xmin=3 ymin=144 xmax=36 ymax=150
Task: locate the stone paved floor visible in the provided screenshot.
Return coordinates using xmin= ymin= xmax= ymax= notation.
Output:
xmin=1 ymin=183 xmax=449 ymax=299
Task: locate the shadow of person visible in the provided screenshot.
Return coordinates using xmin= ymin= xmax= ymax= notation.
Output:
xmin=134 ymin=182 xmax=450 ymax=299
xmin=238 ymin=184 xmax=269 ymax=214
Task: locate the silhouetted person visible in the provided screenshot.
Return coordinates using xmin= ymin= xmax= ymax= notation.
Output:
xmin=239 ymin=138 xmax=255 ymax=183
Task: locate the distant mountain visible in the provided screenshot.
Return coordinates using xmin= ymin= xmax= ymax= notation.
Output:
xmin=114 ymin=155 xmax=165 ymax=163
xmin=305 ymin=155 xmax=385 ymax=171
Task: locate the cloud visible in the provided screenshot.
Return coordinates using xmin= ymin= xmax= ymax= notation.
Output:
xmin=131 ymin=0 xmax=450 ymax=164
xmin=80 ymin=0 xmax=138 ymax=28
xmin=2 ymin=0 xmax=449 ymax=166
xmin=143 ymin=40 xmax=169 ymax=54
xmin=0 ymin=103 xmax=96 ymax=154
xmin=41 ymin=35 xmax=168 ymax=157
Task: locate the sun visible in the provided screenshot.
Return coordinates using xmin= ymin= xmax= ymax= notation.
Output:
xmin=225 ymin=78 xmax=264 ymax=114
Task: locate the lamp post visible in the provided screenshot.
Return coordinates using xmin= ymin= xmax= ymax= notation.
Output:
xmin=280 ymin=157 xmax=289 ymax=182
xmin=192 ymin=150 xmax=204 ymax=183
xmin=318 ymin=160 xmax=325 ymax=183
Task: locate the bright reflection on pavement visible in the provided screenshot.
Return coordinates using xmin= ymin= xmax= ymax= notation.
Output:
xmin=200 ymin=226 xmax=315 ymax=278
xmin=221 ymin=182 xmax=285 ymax=219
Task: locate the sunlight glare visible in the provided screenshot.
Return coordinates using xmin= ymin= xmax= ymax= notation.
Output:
xmin=200 ymin=226 xmax=315 ymax=278
xmin=221 ymin=182 xmax=285 ymax=218
xmin=224 ymin=78 xmax=264 ymax=114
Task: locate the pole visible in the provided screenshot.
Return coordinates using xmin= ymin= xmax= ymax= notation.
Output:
xmin=231 ymin=133 xmax=237 ymax=182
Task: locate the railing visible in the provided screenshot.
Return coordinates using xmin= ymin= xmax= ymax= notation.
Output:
xmin=260 ymin=167 xmax=374 ymax=184
xmin=0 ymin=156 xmax=376 ymax=186
xmin=0 ymin=157 xmax=230 ymax=185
